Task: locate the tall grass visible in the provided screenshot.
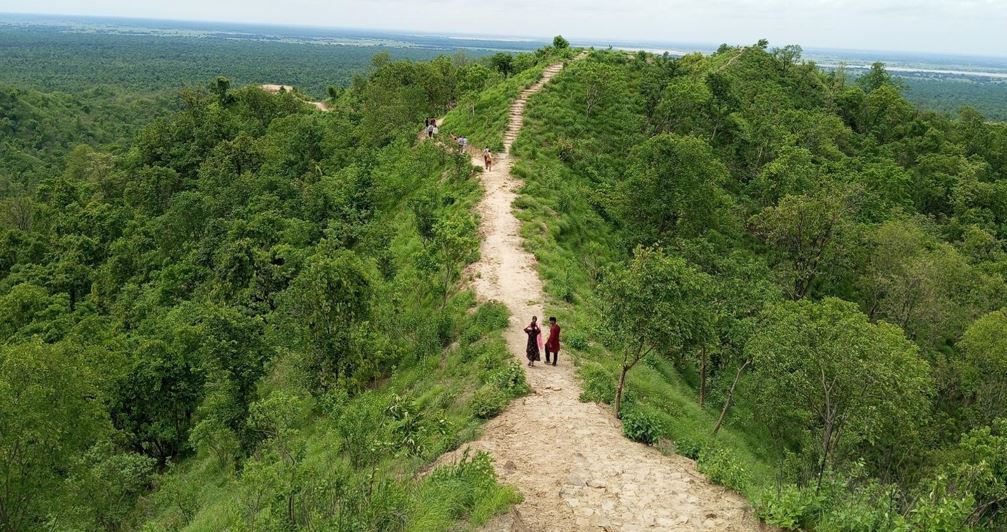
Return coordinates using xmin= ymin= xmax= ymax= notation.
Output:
xmin=440 ymin=47 xmax=576 ymax=152
xmin=440 ymin=66 xmax=546 ymax=152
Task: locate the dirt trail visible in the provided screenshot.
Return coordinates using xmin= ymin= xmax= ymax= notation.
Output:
xmin=436 ymin=60 xmax=760 ymax=531
xmin=260 ymin=84 xmax=329 ymax=111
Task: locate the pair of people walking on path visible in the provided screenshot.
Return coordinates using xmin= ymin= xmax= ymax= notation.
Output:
xmin=425 ymin=124 xmax=492 ymax=169
xmin=525 ymin=316 xmax=560 ymax=367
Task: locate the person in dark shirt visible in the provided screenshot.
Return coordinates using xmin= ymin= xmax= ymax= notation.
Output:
xmin=524 ymin=316 xmax=541 ymax=367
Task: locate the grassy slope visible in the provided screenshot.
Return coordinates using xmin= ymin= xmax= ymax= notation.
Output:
xmin=439 ymin=64 xmax=547 ymax=152
xmin=135 ymin=142 xmax=526 ymax=531
xmin=510 ymin=50 xmax=779 ymax=504
xmin=142 ymin=312 xmax=523 ymax=531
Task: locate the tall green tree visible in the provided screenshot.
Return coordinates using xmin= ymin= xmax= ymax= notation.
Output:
xmin=599 ymin=246 xmax=714 ymax=418
xmin=857 ymin=62 xmax=900 ymax=93
xmin=614 ymin=134 xmax=733 ymax=244
xmin=748 ymin=298 xmax=931 ymax=490
xmin=276 ymin=249 xmax=373 ymax=392
xmin=957 ymin=311 xmax=1007 ymax=428
xmin=0 ymin=342 xmax=108 ymax=530
xmin=751 ymin=185 xmax=860 ymax=299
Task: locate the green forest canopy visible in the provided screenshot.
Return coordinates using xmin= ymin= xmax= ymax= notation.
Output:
xmin=2 ymin=34 xmax=1007 ymax=531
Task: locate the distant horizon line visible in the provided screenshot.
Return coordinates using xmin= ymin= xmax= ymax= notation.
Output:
xmin=2 ymin=10 xmax=1007 ymax=61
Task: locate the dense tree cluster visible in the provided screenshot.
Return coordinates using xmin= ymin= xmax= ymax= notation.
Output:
xmin=0 ymin=24 xmax=451 ymax=99
xmin=0 ymin=84 xmax=173 ymax=191
xmin=0 ymin=47 xmax=557 ymax=530
xmin=901 ymin=76 xmax=1007 ymax=121
xmin=4 ymin=30 xmax=1006 ymax=528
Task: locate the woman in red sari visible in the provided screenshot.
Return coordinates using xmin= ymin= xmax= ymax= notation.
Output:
xmin=524 ymin=316 xmax=541 ymax=366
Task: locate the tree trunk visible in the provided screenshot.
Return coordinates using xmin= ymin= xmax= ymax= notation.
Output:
xmin=817 ymin=417 xmax=835 ymax=493
xmin=615 ymin=364 xmax=630 ymax=419
xmin=714 ymin=359 xmax=750 ymax=435
xmin=699 ymin=346 xmax=708 ymax=407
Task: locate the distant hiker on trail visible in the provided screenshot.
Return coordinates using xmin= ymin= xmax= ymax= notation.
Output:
xmin=524 ymin=316 xmax=542 ymax=367
xmin=426 ymin=123 xmax=436 ymax=139
xmin=483 ymin=148 xmax=494 ymax=171
xmin=457 ymin=135 xmax=468 ymax=152
xmin=545 ymin=317 xmax=561 ymax=366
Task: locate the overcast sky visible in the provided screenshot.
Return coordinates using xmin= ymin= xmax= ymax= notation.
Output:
xmin=2 ymin=0 xmax=1005 ymax=56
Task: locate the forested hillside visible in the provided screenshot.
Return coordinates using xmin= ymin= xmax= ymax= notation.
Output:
xmin=0 ymin=45 xmax=570 ymax=530
xmin=0 ymin=23 xmax=450 ymax=99
xmin=0 ymin=84 xmax=174 ymax=191
xmin=3 ymin=32 xmax=1007 ymax=531
xmin=505 ymin=45 xmax=1007 ymax=530
xmin=0 ymin=20 xmax=484 ymax=194
xmin=902 ymin=77 xmax=1007 ymax=121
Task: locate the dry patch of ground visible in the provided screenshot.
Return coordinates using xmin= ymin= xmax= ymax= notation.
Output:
xmin=260 ymin=84 xmax=329 ymax=111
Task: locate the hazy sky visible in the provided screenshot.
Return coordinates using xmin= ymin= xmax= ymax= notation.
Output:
xmin=2 ymin=0 xmax=1005 ymax=56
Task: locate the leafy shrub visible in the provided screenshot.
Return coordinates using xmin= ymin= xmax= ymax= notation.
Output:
xmin=437 ymin=310 xmax=456 ymax=347
xmin=622 ymin=408 xmax=664 ymax=444
xmin=462 ymin=301 xmax=510 ymax=343
xmin=577 ymin=361 xmax=615 ymax=404
xmin=904 ymin=475 xmax=974 ymax=532
xmin=564 ymin=329 xmax=589 ymax=350
xmin=69 ymin=446 xmax=157 ymax=529
xmin=154 ymin=471 xmax=200 ymax=527
xmin=318 ymin=387 xmax=350 ymax=417
xmin=546 ymin=270 xmax=576 ymax=303
xmin=818 ymin=499 xmax=905 ymax=532
xmin=428 ymin=450 xmax=496 ymax=487
xmin=755 ymin=484 xmax=825 ymax=530
xmin=552 ymin=281 xmax=575 ymax=304
xmin=335 ymin=394 xmax=388 ymax=468
xmin=697 ymin=445 xmax=750 ymax=492
xmin=554 ymin=137 xmax=576 ymax=163
xmin=471 ymin=385 xmax=508 ymax=419
xmin=485 ymin=360 xmax=530 ymax=397
xmin=188 ymin=417 xmax=240 ymax=470
xmin=673 ymin=436 xmax=705 ymax=460
xmin=386 ymin=393 xmax=427 ymax=456
xmin=472 ymin=343 xmax=506 ymax=373
xmin=472 ymin=301 xmax=510 ymax=332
